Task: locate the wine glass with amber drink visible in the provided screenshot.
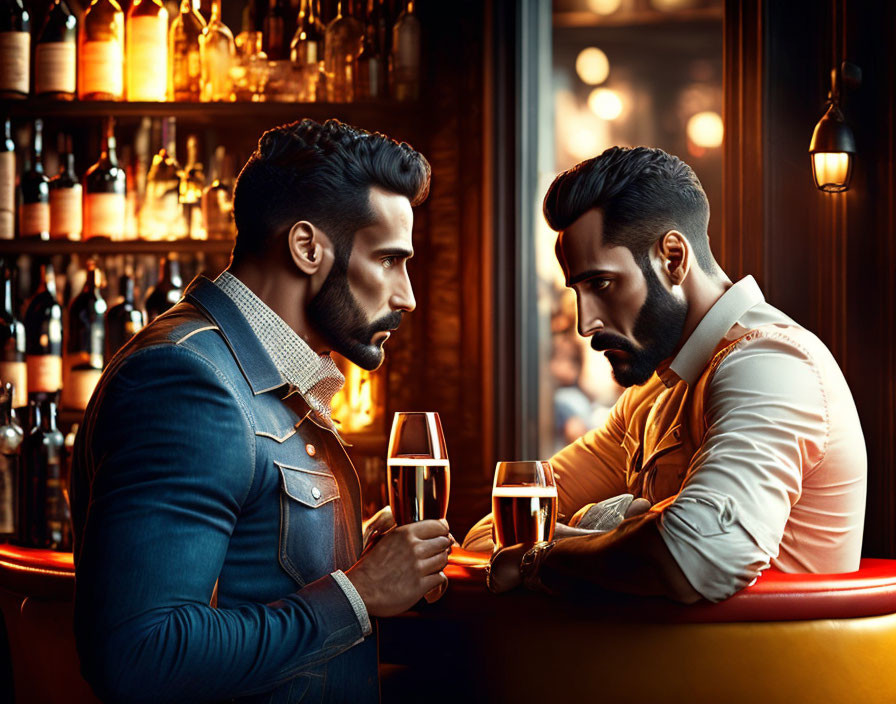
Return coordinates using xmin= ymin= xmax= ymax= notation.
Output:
xmin=387 ymin=412 xmax=450 ymax=525
xmin=492 ymin=461 xmax=558 ymax=549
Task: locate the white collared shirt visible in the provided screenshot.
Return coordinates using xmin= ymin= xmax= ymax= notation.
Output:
xmin=656 ymin=277 xmax=866 ymax=601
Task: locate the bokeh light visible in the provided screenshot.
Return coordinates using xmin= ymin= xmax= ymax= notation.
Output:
xmin=588 ymin=88 xmax=624 ymax=120
xmin=575 ymin=47 xmax=610 ymax=86
xmin=567 ymin=126 xmax=602 ymax=160
xmin=686 ymin=110 xmax=724 ymax=148
xmin=587 ymin=0 xmax=623 ymax=15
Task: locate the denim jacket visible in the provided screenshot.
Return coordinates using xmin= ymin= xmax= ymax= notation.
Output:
xmin=71 ymin=276 xmax=378 ymax=704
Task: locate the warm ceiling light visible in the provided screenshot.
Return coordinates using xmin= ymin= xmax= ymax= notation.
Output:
xmin=575 ymin=47 xmax=610 ymax=86
xmin=587 ymin=88 xmax=623 ymax=120
xmin=587 ymin=0 xmax=623 ymax=15
xmin=811 ymin=152 xmax=852 ymax=192
xmin=686 ymin=111 xmax=724 ymax=149
xmin=808 ymin=63 xmax=860 ymax=193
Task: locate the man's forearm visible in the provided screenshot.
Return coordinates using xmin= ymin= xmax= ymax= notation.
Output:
xmin=538 ymin=512 xmax=702 ymax=603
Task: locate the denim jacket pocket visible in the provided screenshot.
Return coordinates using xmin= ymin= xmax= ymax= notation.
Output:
xmin=275 ymin=461 xmax=340 ymax=587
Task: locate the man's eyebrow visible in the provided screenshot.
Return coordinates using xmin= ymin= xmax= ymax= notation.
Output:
xmin=373 ymin=247 xmax=414 ymax=259
xmin=566 ymin=269 xmax=614 ymax=287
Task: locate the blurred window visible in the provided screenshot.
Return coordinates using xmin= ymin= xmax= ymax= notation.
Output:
xmin=538 ymin=0 xmax=723 ymax=457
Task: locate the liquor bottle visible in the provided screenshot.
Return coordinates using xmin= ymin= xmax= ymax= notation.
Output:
xmin=21 ymin=399 xmax=69 ymax=549
xmin=0 ymin=118 xmax=14 ymax=239
xmin=199 ymin=0 xmax=235 ymax=102
xmin=78 ymin=0 xmax=125 ymax=100
xmin=389 ymin=0 xmax=419 ymax=101
xmin=170 ymin=0 xmax=206 ymax=101
xmin=48 ymin=134 xmax=83 ymax=240
xmin=104 ymin=273 xmax=143 ymax=362
xmin=324 ymin=1 xmax=362 ymax=102
xmin=371 ymin=0 xmax=389 ymax=62
xmin=142 ymin=117 xmax=185 ymax=240
xmin=62 ymin=260 xmax=106 ymax=411
xmin=83 ymin=117 xmax=127 ymax=241
xmin=34 ymin=0 xmax=77 ymax=99
xmin=202 ymin=145 xmax=234 ymax=239
xmin=290 ymin=0 xmax=324 ymax=101
xmin=0 ymin=0 xmax=30 ymax=98
xmin=180 ymin=134 xmax=205 ymax=239
xmin=19 ymin=120 xmax=50 ymax=240
xmin=126 ymin=0 xmax=169 ymax=101
xmin=0 ymin=382 xmax=23 ymax=540
xmin=235 ymin=0 xmax=261 ymax=56
xmin=0 ymin=265 xmax=26 ymax=408
xmin=263 ymin=0 xmax=288 ymax=60
xmin=355 ymin=0 xmax=384 ymax=100
xmin=144 ymin=255 xmax=182 ymax=321
xmin=24 ymin=264 xmax=62 ymax=404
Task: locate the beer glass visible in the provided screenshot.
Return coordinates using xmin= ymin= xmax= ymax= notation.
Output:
xmin=387 ymin=412 xmax=450 ymax=525
xmin=492 ymin=460 xmax=558 ymax=548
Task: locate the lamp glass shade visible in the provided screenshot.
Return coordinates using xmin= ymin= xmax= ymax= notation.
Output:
xmin=811 ymin=152 xmax=852 ymax=193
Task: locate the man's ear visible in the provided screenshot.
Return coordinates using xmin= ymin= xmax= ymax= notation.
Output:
xmin=288 ymin=221 xmax=326 ymax=276
xmin=657 ymin=230 xmax=690 ymax=286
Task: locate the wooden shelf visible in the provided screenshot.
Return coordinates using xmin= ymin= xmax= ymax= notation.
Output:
xmin=0 ymin=238 xmax=234 ymax=257
xmin=3 ymin=98 xmax=424 ymax=134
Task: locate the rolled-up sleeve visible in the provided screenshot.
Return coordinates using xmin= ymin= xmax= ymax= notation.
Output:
xmin=658 ymin=333 xmax=828 ymax=602
xmin=550 ymin=390 xmax=631 ymax=521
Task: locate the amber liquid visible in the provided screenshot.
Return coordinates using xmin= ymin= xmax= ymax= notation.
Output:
xmin=387 ymin=457 xmax=449 ymax=525
xmin=492 ymin=486 xmax=558 ymax=548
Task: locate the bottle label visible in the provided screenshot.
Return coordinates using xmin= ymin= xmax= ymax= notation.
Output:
xmin=26 ymin=354 xmax=62 ymax=394
xmin=35 ymin=41 xmax=76 ymax=94
xmin=80 ymin=40 xmax=124 ymax=98
xmin=127 ymin=16 xmax=168 ymax=101
xmin=84 ymin=192 xmax=126 ymax=239
xmin=0 ymin=454 xmax=15 ymax=535
xmin=0 ymin=32 xmax=30 ymax=95
xmin=62 ymin=366 xmax=103 ymax=410
xmin=0 ymin=151 xmax=13 ymax=240
xmin=0 ymin=361 xmax=27 ymax=407
xmin=50 ymin=184 xmax=83 ymax=239
xmin=20 ymin=202 xmax=50 ymax=237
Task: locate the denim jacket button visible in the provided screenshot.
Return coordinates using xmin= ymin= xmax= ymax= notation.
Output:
xmin=311 ymin=486 xmax=321 ymax=500
xmin=305 ymin=443 xmax=316 ymax=457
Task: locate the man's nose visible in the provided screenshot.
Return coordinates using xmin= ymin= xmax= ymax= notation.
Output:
xmin=391 ymin=272 xmax=416 ymax=313
xmin=577 ymin=296 xmax=604 ymax=338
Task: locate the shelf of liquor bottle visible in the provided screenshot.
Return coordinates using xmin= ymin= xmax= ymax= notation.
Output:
xmin=4 ymin=99 xmax=423 ymax=131
xmin=0 ymin=238 xmax=234 ymax=257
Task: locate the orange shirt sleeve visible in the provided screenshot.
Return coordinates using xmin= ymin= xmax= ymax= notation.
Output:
xmin=550 ymin=390 xmax=630 ymax=522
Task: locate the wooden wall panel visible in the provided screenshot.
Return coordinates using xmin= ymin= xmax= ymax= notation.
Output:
xmin=721 ymin=0 xmax=765 ymax=283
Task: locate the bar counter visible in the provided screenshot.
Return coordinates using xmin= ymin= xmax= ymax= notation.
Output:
xmin=381 ymin=549 xmax=896 ymax=704
xmin=3 ymin=545 xmax=896 ymax=703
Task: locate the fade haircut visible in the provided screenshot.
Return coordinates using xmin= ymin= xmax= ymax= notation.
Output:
xmin=543 ymin=146 xmax=717 ymax=274
xmin=232 ymin=118 xmax=431 ymax=266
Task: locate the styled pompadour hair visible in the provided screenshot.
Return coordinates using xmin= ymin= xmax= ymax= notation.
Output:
xmin=543 ymin=146 xmax=716 ymax=274
xmin=232 ymin=118 xmax=431 ymax=264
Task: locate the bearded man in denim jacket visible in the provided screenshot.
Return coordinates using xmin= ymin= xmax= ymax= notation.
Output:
xmin=70 ymin=119 xmax=451 ymax=703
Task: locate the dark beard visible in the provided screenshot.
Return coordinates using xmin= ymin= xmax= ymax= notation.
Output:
xmin=590 ymin=265 xmax=688 ymax=387
xmin=307 ymin=261 xmax=403 ymax=371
